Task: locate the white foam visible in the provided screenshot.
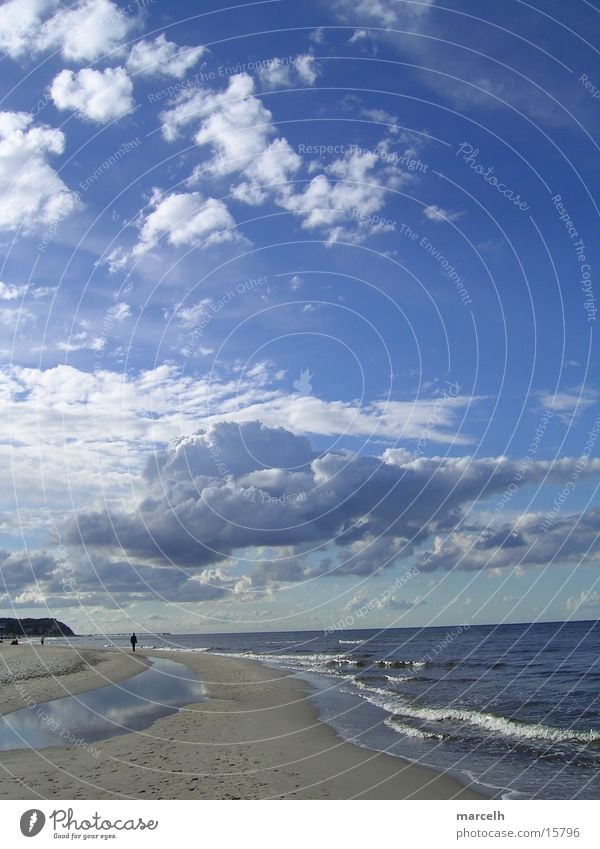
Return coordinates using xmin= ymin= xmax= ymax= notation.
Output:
xmin=390 ymin=703 xmax=600 ymax=745
xmin=151 ymin=646 xmax=210 ymax=653
xmin=383 ymin=717 xmax=446 ymax=741
xmin=352 ymin=679 xmax=599 ymax=746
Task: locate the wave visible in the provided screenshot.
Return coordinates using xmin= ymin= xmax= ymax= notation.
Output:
xmin=215 ymin=650 xmax=349 ymax=669
xmin=384 ymin=717 xmax=447 ymax=741
xmin=152 ymin=646 xmax=210 ymax=653
xmin=207 ymin=650 xmax=600 ymax=749
xmin=338 ymin=639 xmax=364 ymax=645
xmin=351 ymin=678 xmax=600 ymax=747
xmin=389 ymin=704 xmax=600 ymax=746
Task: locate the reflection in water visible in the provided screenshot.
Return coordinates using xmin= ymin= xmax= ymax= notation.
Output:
xmin=0 ymin=657 xmax=205 ymax=751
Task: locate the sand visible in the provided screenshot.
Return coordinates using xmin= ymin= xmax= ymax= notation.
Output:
xmin=0 ymin=644 xmax=147 ymax=716
xmin=0 ymin=648 xmax=486 ymax=800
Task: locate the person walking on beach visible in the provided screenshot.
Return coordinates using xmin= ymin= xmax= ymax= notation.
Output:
xmin=130 ymin=632 xmax=138 ymax=653
xmin=40 ymin=635 xmax=44 ymax=646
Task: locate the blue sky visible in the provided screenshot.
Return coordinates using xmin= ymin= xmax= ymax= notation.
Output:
xmin=0 ymin=0 xmax=598 ymax=634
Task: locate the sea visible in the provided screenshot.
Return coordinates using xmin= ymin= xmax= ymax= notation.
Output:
xmin=52 ymin=619 xmax=600 ymax=799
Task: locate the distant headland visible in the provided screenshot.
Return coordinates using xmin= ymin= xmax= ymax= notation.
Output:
xmin=0 ymin=618 xmax=75 ymax=637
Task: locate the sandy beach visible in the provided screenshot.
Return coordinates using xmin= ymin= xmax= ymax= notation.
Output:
xmin=0 ymin=644 xmax=147 ymax=717
xmin=0 ymin=647 xmax=485 ymax=800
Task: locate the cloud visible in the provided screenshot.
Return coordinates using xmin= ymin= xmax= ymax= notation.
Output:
xmin=0 ymin=111 xmax=81 ymax=234
xmin=231 ymin=138 xmax=302 ymax=205
xmin=126 ymin=34 xmax=205 ymax=79
xmin=160 ymin=72 xmax=302 ymax=215
xmin=0 ymin=548 xmax=56 ymax=594
xmin=258 ymin=54 xmax=320 ymax=89
xmin=0 ymin=281 xmax=29 ymax=300
xmin=566 ymin=590 xmax=600 ymax=612
xmin=0 ymin=361 xmax=477 ymax=492
xmin=158 ymin=72 xmax=408 ymax=243
xmin=0 ymin=548 xmax=234 ymax=609
xmin=0 ymin=0 xmax=55 ymax=59
xmin=334 ymin=0 xmax=581 ymax=128
xmin=169 ymin=299 xmax=213 ymax=328
xmin=161 ymin=73 xmax=272 ymax=156
xmin=4 ymin=411 xmax=600 ymax=605
xmin=537 ymin=387 xmax=599 ymax=423
xmin=377 ymin=594 xmax=425 ymax=611
xmin=349 ymin=29 xmax=370 ymax=44
xmin=0 ymin=0 xmax=137 ymax=62
xmin=423 ymin=204 xmax=464 ymax=223
xmin=107 ymin=189 xmax=238 ymax=269
xmin=64 ymin=422 xmax=600 ymax=593
xmin=333 ymin=0 xmax=435 ymax=28
xmin=0 ymin=283 xmax=57 ymax=303
xmin=51 ymin=67 xmax=135 ymax=123
xmin=108 ymin=302 xmax=132 ymax=322
xmin=56 ymin=332 xmax=106 ymax=353
xmin=280 ymin=147 xmax=396 ymax=243
xmin=168 ymin=74 xmax=303 ymax=209
xmin=0 ymin=306 xmax=35 ymax=326
xmin=417 ymin=508 xmax=600 ymax=573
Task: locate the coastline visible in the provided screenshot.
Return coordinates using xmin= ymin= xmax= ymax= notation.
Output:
xmin=0 ymin=644 xmax=148 ymax=717
xmin=0 ymin=647 xmax=486 ymax=800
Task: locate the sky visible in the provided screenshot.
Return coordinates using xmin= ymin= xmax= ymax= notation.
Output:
xmin=0 ymin=0 xmax=598 ymax=635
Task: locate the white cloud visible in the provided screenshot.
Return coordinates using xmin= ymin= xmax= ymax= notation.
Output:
xmin=0 ymin=361 xmax=476 ymax=517
xmin=108 ymin=189 xmax=238 ymax=269
xmin=231 ymin=138 xmax=301 ymax=205
xmin=159 ymin=72 xmax=407 ymax=244
xmin=171 ymin=299 xmax=213 ymax=328
xmin=0 ymin=281 xmax=29 ymax=300
xmin=126 ymin=34 xmax=205 ymax=79
xmin=349 ymin=29 xmax=369 ymax=44
xmin=334 ymin=0 xmax=434 ymax=28
xmin=537 ymin=387 xmax=599 ymax=423
xmin=3 ymin=361 xmax=599 ymax=605
xmin=162 ymin=72 xmax=303 ymax=207
xmin=417 ymin=506 xmax=600 ymax=575
xmin=109 ymin=302 xmax=131 ymax=322
xmin=0 ymin=111 xmax=80 ymax=234
xmin=423 ymin=204 xmax=464 ymax=223
xmin=56 ymin=332 xmax=106 ymax=353
xmin=135 ymin=190 xmax=237 ymax=251
xmin=566 ymin=590 xmax=600 ymax=611
xmin=165 ymin=74 xmax=274 ymax=174
xmin=51 ymin=67 xmax=135 ymax=123
xmin=64 ymin=421 xmax=600 ymax=589
xmin=0 ymin=0 xmax=136 ymax=62
xmin=0 ymin=281 xmax=57 ymax=302
xmin=0 ymin=0 xmax=55 ymax=59
xmin=295 ymin=54 xmax=319 ymax=85
xmin=0 ymin=306 xmax=35 ymax=326
xmin=281 ymin=147 xmax=393 ymax=243
xmin=259 ymin=54 xmax=320 ymax=89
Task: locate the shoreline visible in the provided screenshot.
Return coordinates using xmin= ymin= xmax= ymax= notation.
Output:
xmin=0 ymin=644 xmax=148 ymax=717
xmin=0 ymin=647 xmax=487 ymax=800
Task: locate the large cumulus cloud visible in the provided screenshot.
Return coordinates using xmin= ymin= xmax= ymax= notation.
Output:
xmin=62 ymin=422 xmax=600 ymax=591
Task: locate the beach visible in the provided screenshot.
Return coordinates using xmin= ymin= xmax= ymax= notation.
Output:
xmin=0 ymin=647 xmax=485 ymax=800
xmin=0 ymin=644 xmax=147 ymax=717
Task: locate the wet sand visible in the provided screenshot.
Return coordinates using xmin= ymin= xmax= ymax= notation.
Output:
xmin=0 ymin=644 xmax=147 ymax=716
xmin=0 ymin=648 xmax=486 ymax=800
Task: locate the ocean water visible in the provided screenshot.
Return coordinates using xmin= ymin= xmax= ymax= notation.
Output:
xmin=53 ymin=620 xmax=600 ymax=799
